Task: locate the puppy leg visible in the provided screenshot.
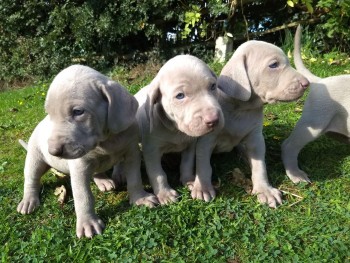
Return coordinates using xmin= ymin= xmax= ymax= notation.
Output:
xmin=111 ymin=164 xmax=127 ymax=186
xmin=69 ymin=160 xmax=105 ymax=238
xmin=93 ymin=172 xmax=116 ymax=192
xmin=123 ymin=144 xmax=158 ymax=207
xmin=282 ymin=118 xmax=325 ymax=183
xmin=191 ymin=135 xmax=216 ymax=202
xmin=17 ymin=148 xmax=50 ymax=214
xmin=245 ymin=131 xmax=282 ymax=208
xmin=180 ymin=141 xmax=196 ymax=187
xmin=143 ymin=146 xmax=179 ymax=205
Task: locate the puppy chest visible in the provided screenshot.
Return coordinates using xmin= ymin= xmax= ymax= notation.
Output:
xmin=160 ymin=142 xmax=190 ymax=154
xmin=85 ymin=150 xmax=125 ymax=173
xmin=214 ymin=132 xmax=241 ymax=153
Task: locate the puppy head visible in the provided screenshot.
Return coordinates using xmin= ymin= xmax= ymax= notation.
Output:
xmin=45 ymin=65 xmax=138 ymax=159
xmin=148 ymin=55 xmax=224 ymax=137
xmin=218 ymin=41 xmax=309 ymax=104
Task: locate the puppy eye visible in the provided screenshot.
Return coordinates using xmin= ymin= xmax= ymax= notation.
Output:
xmin=269 ymin=62 xmax=279 ymax=69
xmin=210 ymin=83 xmax=216 ymax=91
xmin=175 ymin=93 xmax=185 ymax=100
xmin=72 ymin=109 xmax=84 ymax=116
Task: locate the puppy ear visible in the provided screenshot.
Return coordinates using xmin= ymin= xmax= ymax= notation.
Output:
xmin=147 ymin=77 xmax=161 ymax=131
xmin=100 ymin=80 xmax=138 ymax=134
xmin=218 ymin=54 xmax=252 ymax=101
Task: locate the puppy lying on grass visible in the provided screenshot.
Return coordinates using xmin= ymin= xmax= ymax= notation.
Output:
xmin=17 ymin=65 xmax=158 ymax=238
xmin=282 ymin=25 xmax=350 ymax=183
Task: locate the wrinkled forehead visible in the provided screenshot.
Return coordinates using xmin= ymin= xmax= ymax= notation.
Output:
xmin=248 ymin=42 xmax=288 ymax=63
xmin=158 ymin=59 xmax=216 ymax=92
xmin=45 ymin=75 xmax=103 ymax=114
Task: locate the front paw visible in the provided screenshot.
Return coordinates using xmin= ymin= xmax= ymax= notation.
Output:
xmin=191 ymin=181 xmax=216 ymax=202
xmin=252 ymin=186 xmax=282 ymax=208
xmin=76 ymin=215 xmax=105 ymax=238
xmin=130 ymin=190 xmax=159 ymax=208
xmin=93 ymin=174 xmax=116 ymax=192
xmin=286 ymin=169 xmax=311 ymax=184
xmin=180 ymin=174 xmax=195 ymax=189
xmin=156 ymin=188 xmax=179 ymax=205
xmin=17 ymin=196 xmax=40 ymax=214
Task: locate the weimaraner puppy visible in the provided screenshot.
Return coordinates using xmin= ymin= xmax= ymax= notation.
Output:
xmin=17 ymin=65 xmax=158 ymax=238
xmin=194 ymin=41 xmax=309 ymax=207
xmin=134 ymin=55 xmax=224 ymax=205
xmin=282 ymin=25 xmax=350 ymax=183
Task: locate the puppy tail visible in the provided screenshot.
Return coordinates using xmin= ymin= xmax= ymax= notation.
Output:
xmin=18 ymin=139 xmax=28 ymax=151
xmin=294 ymin=25 xmax=322 ymax=83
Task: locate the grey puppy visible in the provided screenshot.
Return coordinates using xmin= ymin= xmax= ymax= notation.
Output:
xmin=282 ymin=25 xmax=350 ymax=183
xmin=17 ymin=65 xmax=158 ymax=238
xmin=134 ymin=55 xmax=224 ymax=205
xmin=194 ymin=41 xmax=309 ymax=207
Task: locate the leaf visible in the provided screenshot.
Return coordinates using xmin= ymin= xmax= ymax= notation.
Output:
xmin=230 ymin=168 xmax=252 ymax=194
xmin=287 ymin=0 xmax=294 ymax=7
xmin=51 ymin=168 xmax=68 ymax=179
xmin=309 ymin=57 xmax=317 ymax=62
xmin=305 ymin=1 xmax=314 ymax=13
xmin=54 ymin=185 xmax=67 ymax=204
xmin=263 ymin=120 xmax=272 ymax=127
xmin=294 ymin=107 xmax=303 ymax=113
xmin=0 ymin=161 xmax=8 ymax=173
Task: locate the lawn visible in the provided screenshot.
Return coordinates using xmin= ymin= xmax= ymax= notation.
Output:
xmin=0 ymin=58 xmax=349 ymax=262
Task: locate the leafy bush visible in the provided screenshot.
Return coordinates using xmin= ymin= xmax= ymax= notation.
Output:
xmin=0 ymin=0 xmax=180 ymax=89
xmin=0 ymin=0 xmax=349 ymax=89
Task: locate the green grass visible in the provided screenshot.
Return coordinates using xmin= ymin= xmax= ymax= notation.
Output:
xmin=1 ymin=60 xmax=350 ymax=262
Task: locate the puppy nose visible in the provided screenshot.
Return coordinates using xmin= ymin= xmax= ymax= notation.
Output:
xmin=300 ymin=77 xmax=310 ymax=89
xmin=48 ymin=141 xmax=63 ymax=157
xmin=204 ymin=113 xmax=219 ymax=128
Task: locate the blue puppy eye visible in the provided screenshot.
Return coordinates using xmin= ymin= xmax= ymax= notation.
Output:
xmin=176 ymin=93 xmax=185 ymax=99
xmin=73 ymin=109 xmax=84 ymax=116
xmin=210 ymin=83 xmax=216 ymax=91
xmin=269 ymin=62 xmax=279 ymax=68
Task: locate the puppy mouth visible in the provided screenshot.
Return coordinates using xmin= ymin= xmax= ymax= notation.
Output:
xmin=60 ymin=146 xmax=88 ymax=159
xmin=272 ymin=83 xmax=306 ymax=103
xmin=49 ymin=143 xmax=89 ymax=159
xmin=181 ymin=119 xmax=222 ymax=137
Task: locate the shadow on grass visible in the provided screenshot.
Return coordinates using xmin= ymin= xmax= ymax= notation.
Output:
xmin=156 ymin=120 xmax=350 ymax=204
xmin=264 ymin=122 xmax=350 ymax=184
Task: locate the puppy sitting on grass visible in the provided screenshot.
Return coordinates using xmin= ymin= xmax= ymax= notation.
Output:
xmin=17 ymin=65 xmax=158 ymax=238
xmin=133 ymin=55 xmax=224 ymax=205
xmin=194 ymin=40 xmax=309 ymax=207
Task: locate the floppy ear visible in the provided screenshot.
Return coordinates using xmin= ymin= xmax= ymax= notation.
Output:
xmin=100 ymin=80 xmax=138 ymax=134
xmin=218 ymin=53 xmax=252 ymax=101
xmin=146 ymin=77 xmax=161 ymax=131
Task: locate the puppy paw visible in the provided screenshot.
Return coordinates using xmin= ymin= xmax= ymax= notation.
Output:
xmin=252 ymin=186 xmax=282 ymax=208
xmin=286 ymin=169 xmax=311 ymax=184
xmin=17 ymin=196 xmax=40 ymax=214
xmin=182 ymin=180 xmax=194 ymax=191
xmin=156 ymin=188 xmax=179 ymax=205
xmin=130 ymin=191 xmax=159 ymax=208
xmin=191 ymin=181 xmax=216 ymax=202
xmin=76 ymin=215 xmax=105 ymax=238
xmin=93 ymin=174 xmax=116 ymax=192
xmin=180 ymin=174 xmax=196 ymax=189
